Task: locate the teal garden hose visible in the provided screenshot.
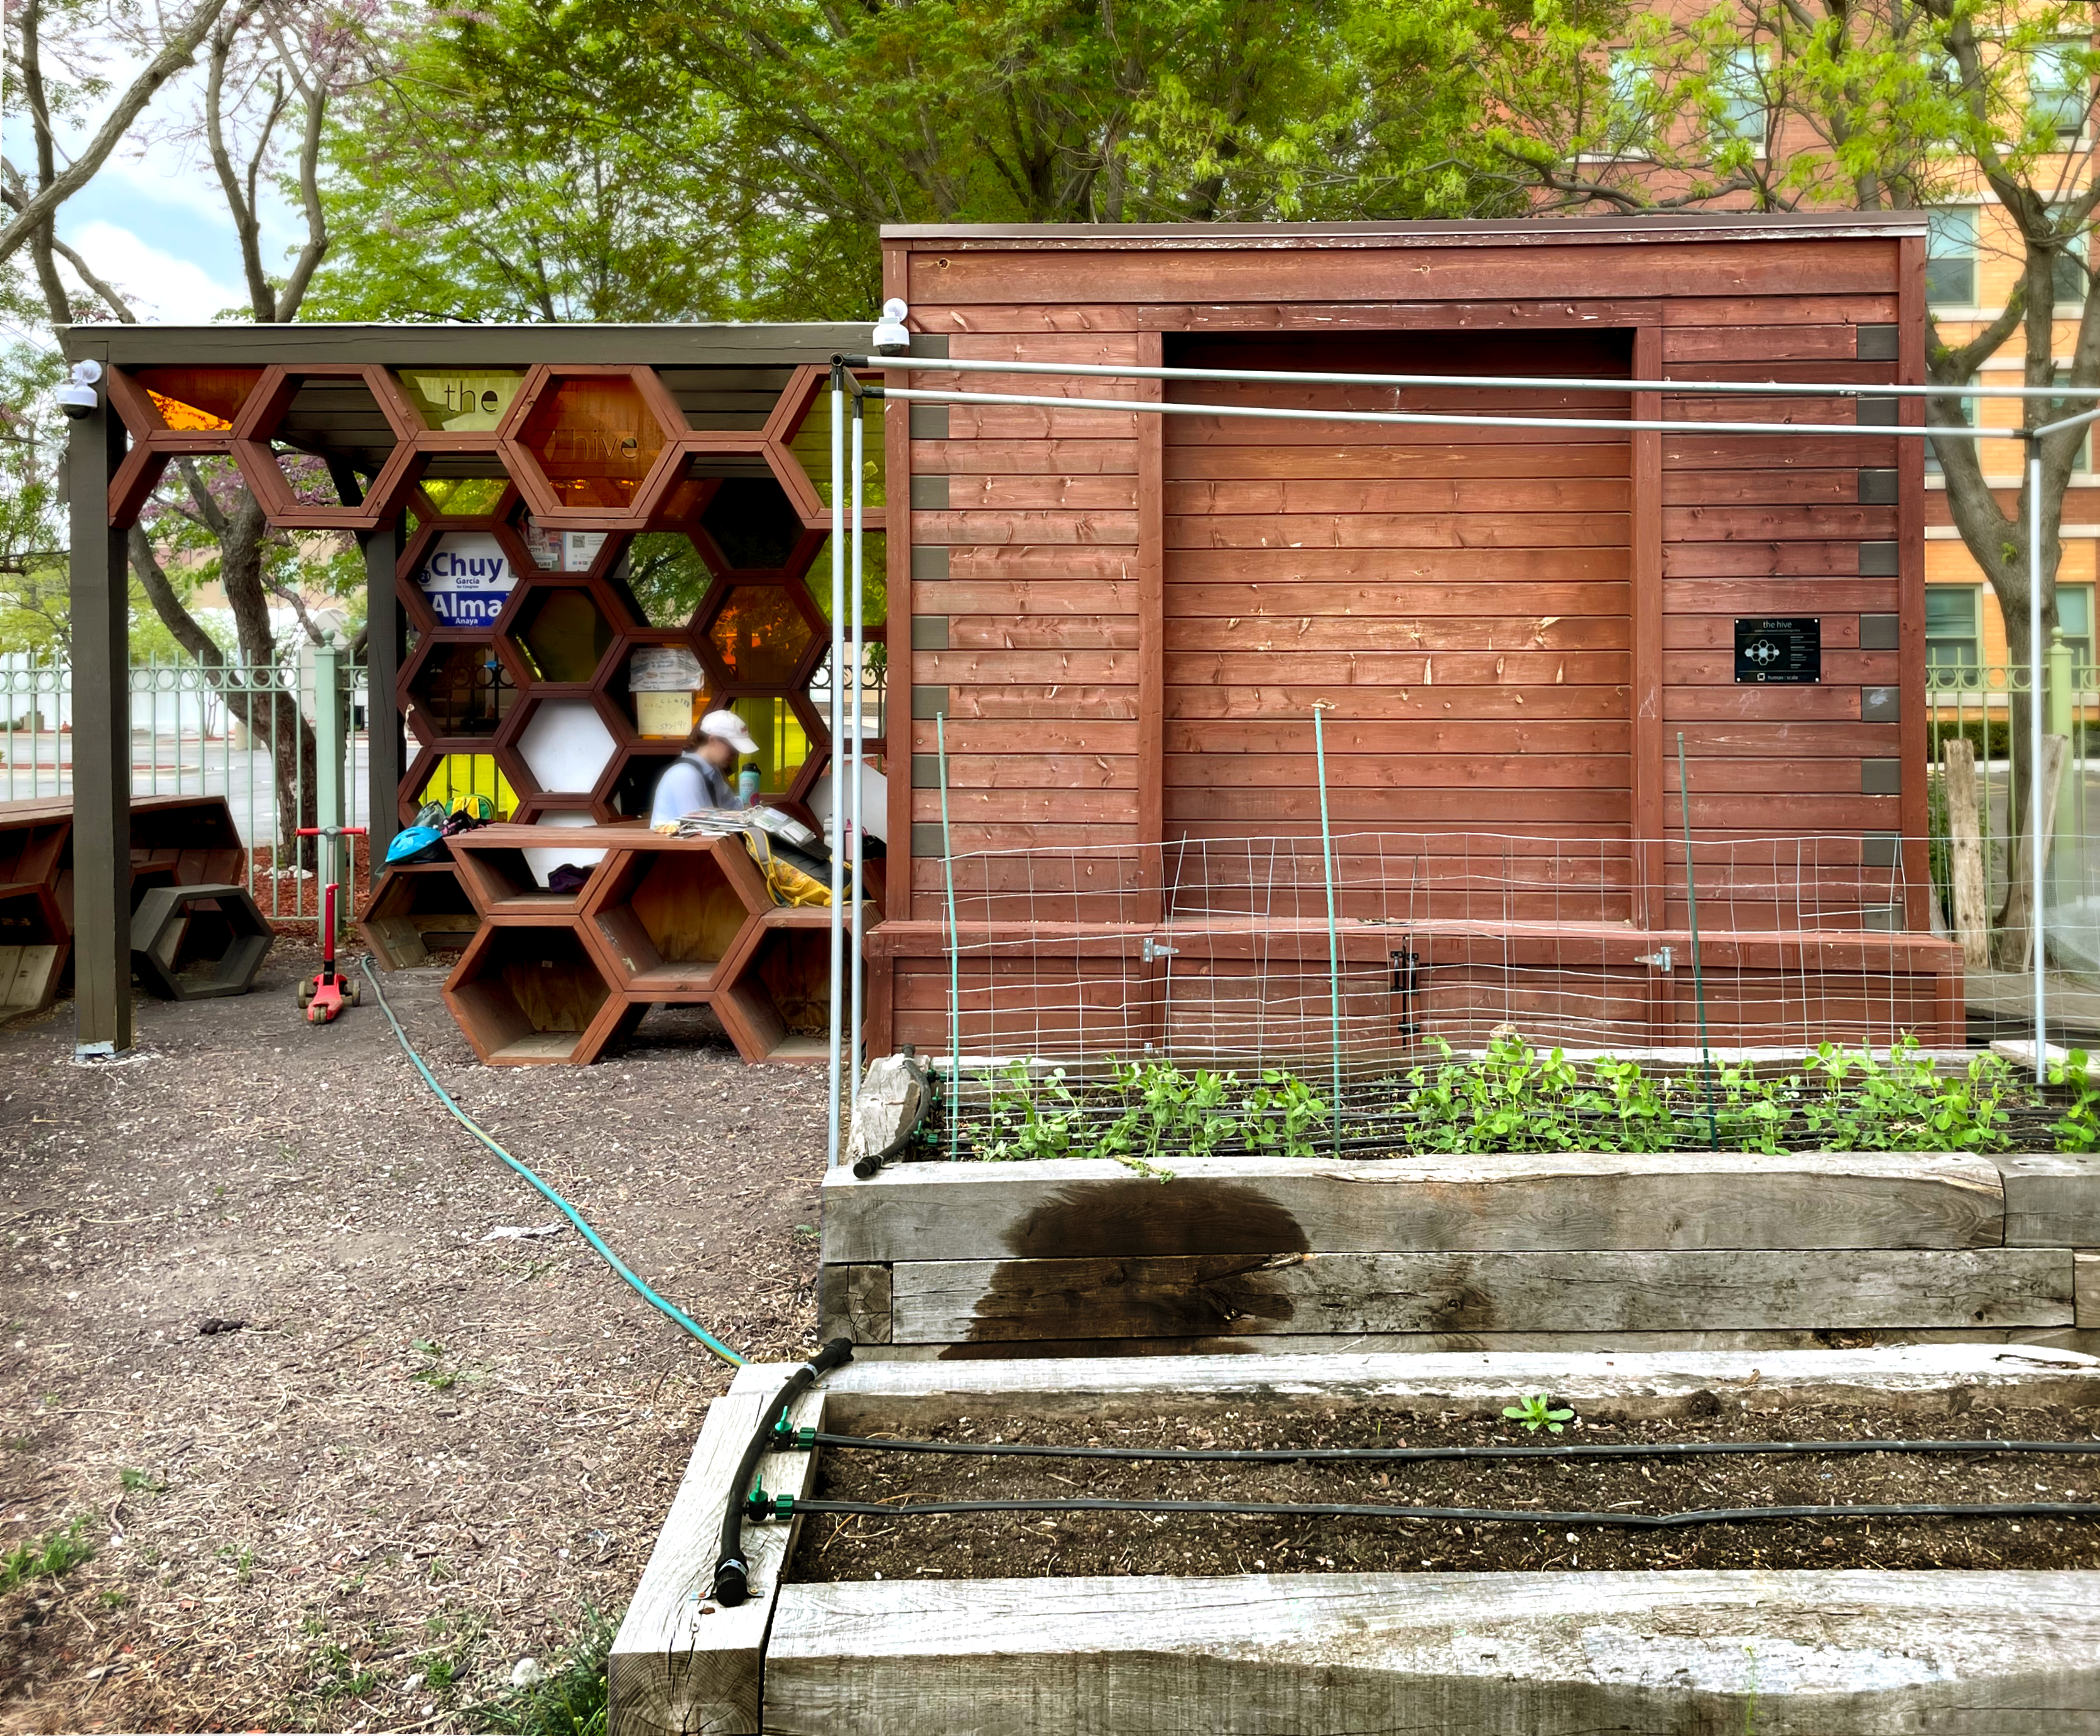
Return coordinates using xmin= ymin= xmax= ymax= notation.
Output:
xmin=358 ymin=957 xmax=746 ymax=1367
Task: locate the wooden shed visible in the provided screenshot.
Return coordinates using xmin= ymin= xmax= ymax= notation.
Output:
xmin=864 ymin=212 xmax=1951 ymax=1061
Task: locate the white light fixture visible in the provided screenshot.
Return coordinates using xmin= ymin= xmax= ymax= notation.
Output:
xmin=871 ymin=298 xmax=911 ymax=354
xmin=55 ymin=359 xmax=102 ymax=420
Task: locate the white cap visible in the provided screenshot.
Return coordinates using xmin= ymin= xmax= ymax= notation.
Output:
xmin=699 ymin=708 xmax=759 ymax=756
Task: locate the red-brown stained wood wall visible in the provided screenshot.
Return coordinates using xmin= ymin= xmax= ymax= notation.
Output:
xmin=879 ymin=219 xmax=1949 ymax=1053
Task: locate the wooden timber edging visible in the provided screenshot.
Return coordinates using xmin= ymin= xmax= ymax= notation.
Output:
xmin=817 ymin=1152 xmax=2100 ymax=1357
xmin=611 ymin=1345 xmax=2100 ymax=1736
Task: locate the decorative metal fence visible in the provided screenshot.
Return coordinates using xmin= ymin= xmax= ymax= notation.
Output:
xmin=0 ymin=649 xmax=370 ymax=925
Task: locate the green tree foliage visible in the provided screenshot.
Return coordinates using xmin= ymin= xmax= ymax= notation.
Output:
xmin=312 ymin=0 xmax=1562 ymax=323
xmin=1487 ymin=0 xmax=2100 ymax=959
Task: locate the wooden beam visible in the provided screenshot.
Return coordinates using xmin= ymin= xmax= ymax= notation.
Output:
xmin=1944 ymin=737 xmax=1989 ymax=965
xmin=59 ymin=322 xmax=872 ymax=369
xmin=607 ymin=1379 xmax=825 ymax=1736
xmin=362 ymin=519 xmax=401 ymax=871
xmin=766 ymin=1569 xmax=2100 ymax=1735
xmin=66 ymin=366 xmax=131 ymax=1055
xmin=819 ymin=1151 xmax=2006 ymax=1265
xmin=890 ymin=1248 xmax=2072 ymax=1343
xmin=1999 ymin=1153 xmax=2100 ymax=1247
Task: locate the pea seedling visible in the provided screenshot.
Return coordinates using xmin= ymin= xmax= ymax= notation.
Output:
xmin=1503 ymin=1394 xmax=1575 ymax=1435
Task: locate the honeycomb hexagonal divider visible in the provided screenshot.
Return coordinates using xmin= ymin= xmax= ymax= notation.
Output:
xmin=578 ymin=833 xmax=770 ymax=997
xmin=356 ymin=862 xmax=481 ymax=971
xmin=129 ymin=882 xmax=273 ymax=1001
xmin=403 ymin=636 xmax=518 ymax=747
xmin=496 ymin=577 xmax=628 ymax=692
xmin=229 ymin=364 xmax=423 ymax=530
xmin=765 ymin=364 xmax=890 ymax=529
xmin=442 ymin=915 xmax=639 ymax=1065
xmin=496 ymin=690 xmax=627 ymax=813
xmin=106 ymin=366 xmax=267 ymax=527
xmin=714 ymin=901 xmax=877 ymax=1065
xmin=499 ymin=364 xmax=687 ymax=529
xmin=445 ymin=823 xmax=616 ymax=918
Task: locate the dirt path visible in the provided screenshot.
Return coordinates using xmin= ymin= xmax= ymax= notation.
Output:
xmin=0 ymin=943 xmax=825 ymax=1732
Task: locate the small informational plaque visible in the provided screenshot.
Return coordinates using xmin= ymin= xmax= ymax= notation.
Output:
xmin=1734 ymin=617 xmax=1821 ymax=684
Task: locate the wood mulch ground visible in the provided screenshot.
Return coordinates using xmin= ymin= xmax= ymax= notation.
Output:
xmin=790 ymin=1402 xmax=2100 ymax=1583
xmin=0 ymin=940 xmax=827 ymax=1733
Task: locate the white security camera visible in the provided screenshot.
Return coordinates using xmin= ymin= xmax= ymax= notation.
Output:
xmin=55 ymin=359 xmax=102 ymax=420
xmin=871 ymin=298 xmax=911 ymax=354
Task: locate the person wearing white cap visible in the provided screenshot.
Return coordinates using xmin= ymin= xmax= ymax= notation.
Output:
xmin=650 ymin=708 xmax=761 ymax=824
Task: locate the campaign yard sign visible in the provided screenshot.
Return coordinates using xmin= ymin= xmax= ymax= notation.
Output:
xmin=414 ymin=533 xmax=516 ymax=627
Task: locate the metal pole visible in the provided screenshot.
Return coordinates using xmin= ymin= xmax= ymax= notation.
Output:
xmin=938 ymin=712 xmax=960 ymax=1161
xmin=849 ymin=392 xmax=867 ymax=1095
xmin=1313 ymin=706 xmax=1342 ymax=1156
xmin=1678 ymin=731 xmax=1719 ymax=1150
xmin=826 ymin=371 xmax=846 ymax=1167
xmin=2032 ymin=448 xmax=2048 ymax=1084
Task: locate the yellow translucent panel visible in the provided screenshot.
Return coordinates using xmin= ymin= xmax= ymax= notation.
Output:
xmin=790 ymin=392 xmax=886 ymax=507
xmin=398 ymin=369 xmax=526 ymax=432
xmin=419 ymin=754 xmax=516 ymax=817
xmin=421 ymin=477 xmax=508 ymax=517
xmin=802 ymin=531 xmax=888 ymax=628
xmin=731 ymin=697 xmax=810 ymax=793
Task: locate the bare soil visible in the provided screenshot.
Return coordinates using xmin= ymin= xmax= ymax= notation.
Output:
xmin=789 ymin=1402 xmax=2100 ymax=1583
xmin=0 ymin=941 xmax=826 ymax=1733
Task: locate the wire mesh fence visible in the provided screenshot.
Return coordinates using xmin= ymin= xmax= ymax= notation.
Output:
xmin=0 ymin=649 xmax=369 ymax=925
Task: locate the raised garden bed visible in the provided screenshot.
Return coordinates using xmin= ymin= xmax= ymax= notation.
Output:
xmin=610 ymin=1347 xmax=2100 ymax=1736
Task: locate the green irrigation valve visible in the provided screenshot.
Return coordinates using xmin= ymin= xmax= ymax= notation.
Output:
xmin=769 ymin=1409 xmax=817 ymax=1451
xmin=743 ymin=1483 xmax=795 ymax=1522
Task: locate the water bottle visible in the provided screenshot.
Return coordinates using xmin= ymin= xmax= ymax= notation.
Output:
xmin=738 ymin=764 xmax=762 ymax=805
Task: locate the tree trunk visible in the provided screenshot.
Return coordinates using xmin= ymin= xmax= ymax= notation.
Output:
xmin=217 ymin=491 xmax=321 ymax=871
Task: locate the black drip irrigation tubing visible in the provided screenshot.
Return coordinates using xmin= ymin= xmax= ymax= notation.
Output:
xmin=773 ymin=1496 xmax=2100 ymax=1531
xmin=803 ymin=1432 xmax=2100 ymax=1465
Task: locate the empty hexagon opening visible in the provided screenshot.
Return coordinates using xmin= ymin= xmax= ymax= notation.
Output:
xmin=359 ymin=865 xmax=478 ymax=970
xmin=448 ymin=926 xmax=616 ymax=1063
xmin=722 ymin=921 xmax=832 ymax=1061
xmin=802 ymin=531 xmax=889 ymax=627
xmin=410 ymin=642 xmax=516 ymax=740
xmin=701 ymin=476 xmax=804 ymax=570
xmin=515 ymin=700 xmax=617 ymax=795
xmin=788 ymin=391 xmax=886 ymax=507
xmin=263 ymin=374 xmax=401 ymax=504
xmin=588 ymin=847 xmax=754 ymax=991
xmin=807 ymin=643 xmax=888 ymax=746
xmin=509 ymin=586 xmax=615 ymax=684
xmin=133 ymin=366 xmax=262 ymax=432
xmin=707 ymin=586 xmax=813 ymax=686
xmin=518 ymin=375 xmax=667 ymax=509
xmin=621 ymin=533 xmax=713 ymax=628
xmin=397 ymin=368 xmax=525 ymax=432
xmin=130 ymin=885 xmax=273 ymax=1001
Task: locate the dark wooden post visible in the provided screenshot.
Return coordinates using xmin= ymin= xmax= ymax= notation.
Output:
xmin=363 ymin=519 xmax=401 ymax=882
xmin=66 ymin=354 xmax=131 ymax=1056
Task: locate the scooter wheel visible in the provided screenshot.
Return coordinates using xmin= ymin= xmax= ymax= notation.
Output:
xmin=306 ymin=1004 xmax=325 ymax=1024
xmin=297 ymin=979 xmax=315 ymax=1008
xmin=342 ymin=980 xmax=360 ymax=1006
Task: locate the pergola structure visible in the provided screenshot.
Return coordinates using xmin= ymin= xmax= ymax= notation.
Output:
xmin=57 ymin=322 xmax=929 ymax=1055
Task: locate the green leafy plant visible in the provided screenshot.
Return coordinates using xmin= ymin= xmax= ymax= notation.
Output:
xmin=117 ymin=1467 xmax=163 ymax=1494
xmin=2052 ymin=1050 xmax=2100 ymax=1153
xmin=1502 ymin=1394 xmax=1575 ymax=1435
xmin=0 ymin=1517 xmax=94 ymax=1592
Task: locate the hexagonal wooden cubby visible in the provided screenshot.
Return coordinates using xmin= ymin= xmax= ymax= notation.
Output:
xmin=499 ymin=582 xmax=624 ymax=688
xmin=443 ymin=921 xmax=640 ymax=1065
xmin=714 ymin=905 xmax=874 ymax=1065
xmin=358 ymin=863 xmax=481 ymax=970
xmin=446 ymin=825 xmax=611 ymax=916
xmin=0 ymin=883 xmax=67 ymax=1023
xmin=579 ymin=835 xmax=770 ymax=995
xmin=229 ymin=365 xmax=423 ymax=529
xmin=130 ymin=882 xmax=273 ymax=1001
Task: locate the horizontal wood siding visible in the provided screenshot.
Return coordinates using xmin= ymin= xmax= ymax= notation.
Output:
xmin=1162 ymin=332 xmax=1635 ymax=892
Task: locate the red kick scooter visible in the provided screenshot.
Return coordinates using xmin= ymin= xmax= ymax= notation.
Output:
xmin=295 ymin=824 xmax=367 ymax=1024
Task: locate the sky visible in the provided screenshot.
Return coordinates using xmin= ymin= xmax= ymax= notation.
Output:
xmin=7 ymin=55 xmax=303 ymax=330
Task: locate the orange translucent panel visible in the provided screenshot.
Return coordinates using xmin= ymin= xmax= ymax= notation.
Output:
xmin=518 ymin=377 xmax=666 ymax=509
xmin=707 ymin=585 xmax=813 ymax=686
xmin=134 ymin=366 xmax=262 ymax=431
